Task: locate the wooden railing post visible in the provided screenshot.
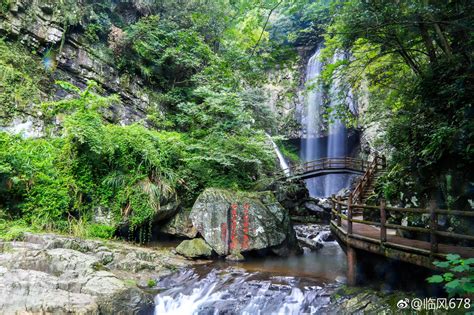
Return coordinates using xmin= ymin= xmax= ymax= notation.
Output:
xmin=331 ymin=194 xmax=336 ymax=221
xmin=337 ymin=196 xmax=342 ymax=227
xmin=347 ymin=193 xmax=353 ymax=235
xmin=429 ymin=201 xmax=438 ymax=256
xmin=380 ymin=199 xmax=387 ymax=243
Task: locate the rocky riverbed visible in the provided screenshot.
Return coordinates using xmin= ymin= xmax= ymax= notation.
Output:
xmin=0 ymin=227 xmax=415 ymax=314
xmin=0 ymin=233 xmax=207 ymax=314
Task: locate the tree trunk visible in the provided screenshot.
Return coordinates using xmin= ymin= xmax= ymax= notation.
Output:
xmin=417 ymin=19 xmax=437 ymax=64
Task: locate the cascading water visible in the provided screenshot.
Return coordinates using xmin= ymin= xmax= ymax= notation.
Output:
xmin=301 ymin=47 xmax=326 ymax=196
xmin=266 ymin=133 xmax=290 ymax=176
xmin=324 ymin=51 xmax=351 ymax=196
xmin=301 ymin=47 xmax=356 ymax=197
xmin=153 ymin=225 xmax=347 ymax=314
xmin=303 ymin=48 xmax=324 ymax=161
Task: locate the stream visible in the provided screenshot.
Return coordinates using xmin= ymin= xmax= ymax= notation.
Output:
xmin=153 ymin=224 xmax=347 ymax=314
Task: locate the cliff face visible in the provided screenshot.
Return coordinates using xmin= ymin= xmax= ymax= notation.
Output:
xmin=0 ymin=1 xmax=156 ymax=134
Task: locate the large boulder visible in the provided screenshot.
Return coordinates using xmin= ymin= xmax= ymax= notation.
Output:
xmin=189 ymin=188 xmax=299 ymax=257
xmin=271 ymin=179 xmax=309 ymax=214
xmin=151 ymin=199 xmax=181 ymax=223
xmin=176 ymin=239 xmax=213 ymax=259
xmin=160 ymin=208 xmax=198 ymax=238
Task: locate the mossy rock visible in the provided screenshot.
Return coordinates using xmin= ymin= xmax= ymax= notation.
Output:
xmin=175 ymin=238 xmax=213 ymax=259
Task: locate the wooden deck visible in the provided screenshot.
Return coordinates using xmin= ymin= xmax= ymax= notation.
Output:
xmin=331 ymin=218 xmax=474 ymax=267
xmin=326 ymin=154 xmax=473 ymax=285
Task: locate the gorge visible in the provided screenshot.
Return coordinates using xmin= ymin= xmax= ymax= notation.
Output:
xmin=0 ymin=0 xmax=472 ymax=314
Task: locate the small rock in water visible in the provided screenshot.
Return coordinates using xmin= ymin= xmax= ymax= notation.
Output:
xmin=175 ymin=238 xmax=213 ymax=259
xmin=225 ymin=252 xmax=245 ymax=261
xmin=335 ymin=276 xmax=347 ymax=284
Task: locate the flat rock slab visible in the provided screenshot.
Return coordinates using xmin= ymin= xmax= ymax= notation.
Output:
xmin=0 ymin=233 xmax=201 ymax=314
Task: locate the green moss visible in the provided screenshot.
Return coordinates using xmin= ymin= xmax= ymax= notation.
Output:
xmin=0 ymin=39 xmax=46 ymax=124
xmin=123 ymin=279 xmax=137 ymax=287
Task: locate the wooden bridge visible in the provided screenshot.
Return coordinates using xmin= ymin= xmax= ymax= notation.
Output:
xmin=327 ymin=155 xmax=474 ymax=285
xmin=282 ymin=157 xmax=375 ymax=180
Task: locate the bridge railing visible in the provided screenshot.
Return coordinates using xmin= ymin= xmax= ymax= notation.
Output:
xmin=282 ymin=157 xmax=367 ymax=177
xmin=351 ymin=154 xmax=385 ymax=204
xmin=331 ymin=195 xmax=474 ymax=258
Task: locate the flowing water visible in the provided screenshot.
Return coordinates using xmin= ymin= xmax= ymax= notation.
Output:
xmin=154 ymin=225 xmax=347 ymax=314
xmin=301 ymin=47 xmax=356 ymax=197
xmin=324 ymin=51 xmax=354 ymax=197
xmin=302 ymin=47 xmax=326 ymax=197
xmin=267 ymin=133 xmax=290 ymax=176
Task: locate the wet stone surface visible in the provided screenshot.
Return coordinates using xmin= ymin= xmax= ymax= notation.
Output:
xmin=294 ymin=224 xmax=335 ymax=250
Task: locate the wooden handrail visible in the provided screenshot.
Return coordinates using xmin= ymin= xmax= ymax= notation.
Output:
xmin=330 ymin=197 xmax=474 ymax=257
xmin=282 ymin=157 xmax=367 ymax=176
xmin=333 ymin=198 xmax=474 ymax=217
xmin=352 ymin=154 xmax=385 ymax=204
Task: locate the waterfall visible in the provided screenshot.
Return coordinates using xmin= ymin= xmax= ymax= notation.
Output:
xmin=266 ymin=133 xmax=290 ymax=176
xmin=324 ymin=51 xmax=350 ymax=196
xmin=303 ymin=48 xmax=324 ymax=161
xmin=301 ymin=47 xmax=326 ymax=196
xmin=301 ymin=47 xmax=355 ymax=197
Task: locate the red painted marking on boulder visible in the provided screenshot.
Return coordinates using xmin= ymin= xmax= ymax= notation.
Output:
xmin=242 ymin=203 xmax=250 ymax=250
xmin=230 ymin=203 xmax=239 ymax=251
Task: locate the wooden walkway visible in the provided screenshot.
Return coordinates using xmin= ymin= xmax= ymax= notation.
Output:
xmin=330 ymin=196 xmax=474 ymax=284
xmin=332 ymin=218 xmax=474 ymax=263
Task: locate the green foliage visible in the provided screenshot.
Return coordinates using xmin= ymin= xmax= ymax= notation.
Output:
xmin=0 ymin=132 xmax=71 ymax=228
xmin=0 ymin=39 xmax=46 ymax=124
xmin=175 ymin=86 xmax=253 ymax=133
xmin=0 ymin=219 xmax=35 ymax=241
xmin=0 ymin=0 xmax=293 ymax=240
xmin=147 ymin=278 xmax=157 ymax=288
xmin=0 ymin=0 xmax=11 ymax=14
xmin=427 ymin=254 xmax=474 ymax=297
xmin=119 ymin=16 xmax=213 ymax=90
xmin=181 ymin=131 xmax=275 ymax=204
xmin=86 ymin=224 xmax=115 ymax=239
xmin=0 ymin=80 xmax=277 ymax=237
xmin=275 ymin=140 xmax=300 ymax=164
xmin=321 ymin=0 xmax=474 ymax=205
xmin=84 ymin=23 xmax=102 ymax=43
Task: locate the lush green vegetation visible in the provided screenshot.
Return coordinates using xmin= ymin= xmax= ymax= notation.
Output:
xmin=427 ymin=254 xmax=474 ymax=297
xmin=0 ymin=39 xmax=47 ymax=123
xmin=0 ymin=0 xmax=294 ymax=240
xmin=0 ymin=80 xmax=276 ymax=240
xmin=1 ymin=0 xmax=473 ymax=246
xmin=316 ymin=0 xmax=474 ymax=209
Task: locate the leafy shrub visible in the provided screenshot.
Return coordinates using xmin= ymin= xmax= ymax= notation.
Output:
xmin=119 ymin=16 xmax=213 ymax=90
xmin=427 ymin=254 xmax=474 ymax=297
xmin=86 ymin=224 xmax=115 ymax=239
